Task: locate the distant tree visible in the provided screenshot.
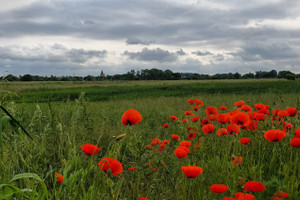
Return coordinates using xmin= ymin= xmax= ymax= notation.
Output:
xmin=84 ymin=75 xmax=95 ymax=81
xmin=285 ymin=73 xmax=296 ymax=80
xmin=4 ymin=74 xmax=19 ymax=81
xmin=242 ymin=72 xmax=255 ymax=79
xmin=20 ymin=74 xmax=33 ymax=81
xmin=162 ymin=70 xmax=173 ymax=80
xmin=268 ymin=70 xmax=277 ymax=78
xmin=278 ymin=71 xmax=294 ymax=79
xmin=233 ymin=72 xmax=241 ymax=79
xmin=61 ymin=77 xmax=69 ymax=81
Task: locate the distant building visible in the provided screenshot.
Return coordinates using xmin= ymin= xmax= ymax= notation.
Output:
xmin=100 ymin=70 xmax=106 ymax=77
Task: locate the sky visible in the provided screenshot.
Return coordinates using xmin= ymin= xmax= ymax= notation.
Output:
xmin=1 ymin=0 xmax=300 ymax=76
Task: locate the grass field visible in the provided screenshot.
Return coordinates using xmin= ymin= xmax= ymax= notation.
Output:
xmin=1 ymin=79 xmax=300 ymax=103
xmin=0 ymin=79 xmax=300 ymax=199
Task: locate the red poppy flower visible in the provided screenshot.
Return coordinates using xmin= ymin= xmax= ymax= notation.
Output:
xmin=273 ymin=190 xmax=290 ymax=198
xmin=286 ymin=107 xmax=298 ymax=117
xmin=233 ymin=156 xmax=243 ymax=165
xmin=194 ymin=99 xmax=204 ymax=107
xmin=264 ymin=129 xmax=286 ymax=142
xmin=145 ymin=144 xmax=152 ymax=149
xmin=80 ymin=144 xmax=102 ymax=155
xmin=295 ymin=128 xmax=300 ymax=138
xmin=253 ymin=112 xmax=267 ymax=121
xmin=151 ymin=138 xmax=161 ymax=146
xmin=259 ymin=107 xmax=270 ymax=115
xmin=181 ymin=166 xmax=203 ymax=178
xmin=290 ymin=137 xmax=300 ymax=148
xmin=241 ymin=105 xmax=252 ymax=112
xmin=208 ymin=114 xmax=217 ymax=121
xmin=187 ymin=99 xmax=194 ymax=105
xmin=174 ymin=146 xmax=190 ymax=158
xmin=244 ymin=181 xmax=265 ymax=192
xmin=193 ymin=143 xmax=201 ymax=150
xmin=191 ymin=116 xmax=200 ymax=122
xmin=55 ymin=173 xmax=64 ymax=183
xmin=180 ymin=140 xmax=191 ymax=148
xmin=284 ymin=122 xmax=293 ymax=130
xmin=217 ymin=128 xmax=228 ymax=136
xmin=205 ymin=106 xmax=218 ymax=116
xmin=234 ymin=100 xmax=245 ymax=107
xmin=216 ymin=113 xmax=230 ymax=124
xmin=98 ymin=157 xmax=123 ymax=177
xmin=187 ymin=126 xmax=193 ymax=130
xmin=184 ymin=110 xmax=193 ymax=116
xmin=227 ymin=124 xmax=240 ymax=135
xmin=209 ymin=184 xmax=229 ymax=193
xmin=235 ymin=192 xmax=255 ymax=200
xmin=150 ymin=167 xmax=157 ymax=173
xmin=162 ymin=123 xmax=169 ymax=128
xmin=201 ymin=118 xmax=211 ymax=126
xmin=182 ymin=119 xmax=188 ymax=123
xmin=121 ymin=109 xmax=142 ymax=126
xmin=230 ymin=111 xmax=251 ymax=128
xmin=202 ymin=124 xmax=215 ymax=134
xmin=193 ymin=105 xmax=199 ymax=111
xmin=254 ymin=103 xmax=265 ymax=110
xmin=162 ymin=140 xmax=170 ymax=144
xmin=171 ymin=134 xmax=180 ymax=141
xmin=278 ymin=110 xmax=288 ymax=118
xmin=169 ymin=115 xmax=178 ymax=121
xmin=247 ymin=120 xmax=258 ymax=131
xmin=188 ymin=132 xmax=197 ymax=140
xmin=240 ymin=137 xmax=251 ymax=145
xmin=139 ymin=198 xmax=150 ymax=200
xmin=219 ymin=106 xmax=228 ymax=110
xmin=128 ymin=167 xmax=136 ymax=171
xmin=223 ymin=198 xmax=236 ymax=200
xmin=159 ymin=143 xmax=166 ymax=151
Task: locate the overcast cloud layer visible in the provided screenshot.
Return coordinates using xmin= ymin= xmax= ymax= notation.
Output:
xmin=0 ymin=0 xmax=300 ymax=76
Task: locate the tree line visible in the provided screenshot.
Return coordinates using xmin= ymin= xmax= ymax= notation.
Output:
xmin=1 ymin=69 xmax=299 ymax=81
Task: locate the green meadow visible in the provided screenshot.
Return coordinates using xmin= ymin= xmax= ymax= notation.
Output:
xmin=0 ymin=79 xmax=300 ymax=199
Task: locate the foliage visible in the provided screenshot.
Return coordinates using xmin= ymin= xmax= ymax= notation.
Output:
xmin=1 ymin=69 xmax=299 ymax=82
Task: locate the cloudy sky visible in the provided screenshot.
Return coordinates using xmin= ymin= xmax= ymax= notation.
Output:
xmin=1 ymin=0 xmax=300 ymax=76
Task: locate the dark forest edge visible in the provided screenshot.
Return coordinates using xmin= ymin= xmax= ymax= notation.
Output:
xmin=1 ymin=69 xmax=299 ymax=82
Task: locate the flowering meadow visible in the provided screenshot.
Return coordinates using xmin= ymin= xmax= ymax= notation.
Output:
xmin=0 ymin=80 xmax=300 ymax=199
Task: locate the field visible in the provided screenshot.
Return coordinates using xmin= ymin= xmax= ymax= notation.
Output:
xmin=0 ymin=79 xmax=300 ymax=200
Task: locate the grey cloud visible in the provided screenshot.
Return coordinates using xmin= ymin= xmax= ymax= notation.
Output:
xmin=192 ymin=51 xmax=213 ymax=56
xmin=176 ymin=49 xmax=186 ymax=56
xmin=0 ymin=44 xmax=107 ymax=63
xmin=230 ymin=43 xmax=299 ymax=61
xmin=65 ymin=48 xmax=107 ymax=63
xmin=126 ymin=37 xmax=154 ymax=45
xmin=124 ymin=47 xmax=178 ymax=62
xmin=215 ymin=53 xmax=224 ymax=61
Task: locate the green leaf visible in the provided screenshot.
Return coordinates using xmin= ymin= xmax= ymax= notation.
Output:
xmin=10 ymin=173 xmax=43 ymax=182
xmin=0 ymin=116 xmax=11 ymax=129
xmin=10 ymin=173 xmax=48 ymax=199
xmin=0 ymin=183 xmax=26 ymax=199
